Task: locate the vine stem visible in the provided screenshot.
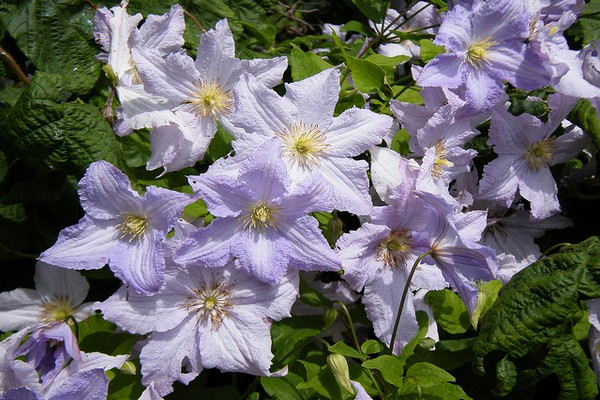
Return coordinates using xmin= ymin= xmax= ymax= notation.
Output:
xmin=541 ymin=242 xmax=573 ymax=257
xmin=183 ymin=9 xmax=206 ymax=33
xmin=0 ymin=47 xmax=30 ymax=85
xmin=389 ymin=250 xmax=432 ymax=354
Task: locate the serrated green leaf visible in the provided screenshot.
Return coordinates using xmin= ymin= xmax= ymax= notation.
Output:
xmin=425 ymin=289 xmax=471 ymax=334
xmin=346 ymin=56 xmax=386 ymax=94
xmin=568 ymin=98 xmax=600 ymax=151
xmin=329 ymin=341 xmax=367 ymax=360
xmin=0 ymin=73 xmax=125 ymax=175
xmin=494 ymin=356 xmax=517 ymax=397
xmin=473 ymin=236 xmax=600 ymax=400
xmin=290 ymin=45 xmax=333 ymax=82
xmin=3 ymin=0 xmax=101 ymax=94
xmin=419 ymin=39 xmax=445 ymax=63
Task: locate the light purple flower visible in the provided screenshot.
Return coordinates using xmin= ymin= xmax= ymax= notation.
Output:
xmin=0 ymin=262 xmax=94 ymax=332
xmin=0 ymin=322 xmax=127 ymax=399
xmin=132 ymin=19 xmax=287 ymax=173
xmin=39 ymin=160 xmax=194 ymax=295
xmin=97 ymin=262 xmax=299 ymax=396
xmin=417 ymin=0 xmax=554 ymax=114
xmin=222 ymin=68 xmax=393 ymax=215
xmin=477 ymin=94 xmax=591 ymax=220
xmin=175 ymin=139 xmax=341 ymax=284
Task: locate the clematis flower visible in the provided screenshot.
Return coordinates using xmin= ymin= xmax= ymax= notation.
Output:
xmin=39 ymin=160 xmax=194 ymax=295
xmin=94 ymin=2 xmax=185 ymax=135
xmin=132 ymin=19 xmax=287 ymax=173
xmin=0 ymin=322 xmax=127 ymax=399
xmin=221 ymin=68 xmax=393 ymax=215
xmin=477 ymin=93 xmax=591 ymax=220
xmin=175 ymin=139 xmax=341 ymax=284
xmin=97 ymin=262 xmax=299 ymax=396
xmin=0 ymin=262 xmax=94 ymax=332
xmin=417 ymin=0 xmax=554 ymax=114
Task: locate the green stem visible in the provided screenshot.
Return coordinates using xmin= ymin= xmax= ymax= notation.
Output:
xmin=541 ymin=242 xmax=573 ymax=257
xmin=389 ymin=251 xmax=432 ymax=353
xmin=335 ymin=301 xmax=361 ymax=353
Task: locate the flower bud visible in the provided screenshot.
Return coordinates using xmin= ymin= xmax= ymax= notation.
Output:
xmin=327 ymin=353 xmax=355 ymax=395
xmin=324 ymin=306 xmax=338 ymax=328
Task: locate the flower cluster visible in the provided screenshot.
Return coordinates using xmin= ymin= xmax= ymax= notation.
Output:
xmin=1 ymin=0 xmax=597 ymax=398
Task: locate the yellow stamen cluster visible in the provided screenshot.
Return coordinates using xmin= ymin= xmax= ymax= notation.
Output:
xmin=184 ymin=278 xmax=234 ymax=330
xmin=466 ymin=37 xmax=497 ymax=67
xmin=523 ymin=138 xmax=556 ymax=171
xmin=185 ymin=81 xmax=233 ymax=119
xmin=242 ymin=201 xmax=284 ymax=233
xmin=41 ymin=296 xmax=77 ymax=323
xmin=376 ymin=230 xmax=413 ymax=270
xmin=116 ymin=213 xmax=148 ymax=243
xmin=278 ymin=121 xmax=330 ymax=170
xmin=432 ymin=139 xmax=454 ymax=178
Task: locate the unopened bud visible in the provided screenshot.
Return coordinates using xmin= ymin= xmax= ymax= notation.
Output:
xmin=324 ymin=306 xmax=338 ymax=328
xmin=120 ymin=360 xmax=137 ymax=375
xmin=327 ymin=353 xmax=355 ymax=395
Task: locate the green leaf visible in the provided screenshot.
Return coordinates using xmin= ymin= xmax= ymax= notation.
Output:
xmin=349 ymin=0 xmax=386 ymax=23
xmin=361 ymin=339 xmax=385 ymax=355
xmin=494 ymin=356 xmax=517 ymax=397
xmin=341 ymin=20 xmax=376 ymax=37
xmin=419 ymin=39 xmax=445 ymax=63
xmin=364 ymin=54 xmax=410 ymax=68
xmin=346 ymin=56 xmax=386 ymax=94
xmin=3 ymin=0 xmax=101 ymax=94
xmin=0 ymin=73 xmax=124 ymax=175
xmin=471 ymin=280 xmax=502 ymax=328
xmin=568 ymin=98 xmax=600 ymax=151
xmin=399 ymin=362 xmax=472 ymax=399
xmin=290 ymin=44 xmax=333 ymax=82
xmin=568 ymin=0 xmax=600 ymax=44
xmin=271 ymin=316 xmax=326 ymax=369
xmin=362 ymin=355 xmax=405 ymax=387
xmin=425 ymin=289 xmax=471 ymax=334
xmin=473 ymin=236 xmax=600 ymax=400
xmin=261 ymin=371 xmax=308 ymax=400
xmin=329 ymin=341 xmax=367 ymax=360
xmin=299 ymin=276 xmax=332 ymax=309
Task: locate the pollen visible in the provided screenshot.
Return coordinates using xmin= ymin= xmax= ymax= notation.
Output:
xmin=466 ymin=36 xmax=497 ymax=67
xmin=116 ymin=213 xmax=148 ymax=243
xmin=431 ymin=139 xmax=454 ymax=178
xmin=523 ymin=138 xmax=556 ymax=171
xmin=41 ymin=295 xmax=77 ymax=323
xmin=278 ymin=121 xmax=330 ymax=170
xmin=242 ymin=201 xmax=284 ymax=233
xmin=185 ymin=81 xmax=233 ymax=120
xmin=184 ymin=277 xmax=234 ymax=330
xmin=376 ymin=230 xmax=413 ymax=270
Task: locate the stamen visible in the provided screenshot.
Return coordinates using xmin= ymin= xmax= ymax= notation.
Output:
xmin=184 ymin=81 xmax=233 ymax=119
xmin=278 ymin=121 xmax=330 ymax=170
xmin=376 ymin=230 xmax=413 ymax=270
xmin=466 ymin=36 xmax=497 ymax=67
xmin=115 ymin=213 xmax=148 ymax=243
xmin=431 ymin=139 xmax=454 ymax=178
xmin=242 ymin=201 xmax=284 ymax=233
xmin=183 ymin=277 xmax=234 ymax=330
xmin=523 ymin=138 xmax=556 ymax=171
xmin=41 ymin=295 xmax=77 ymax=323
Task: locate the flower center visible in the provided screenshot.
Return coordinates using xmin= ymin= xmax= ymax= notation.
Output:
xmin=376 ymin=230 xmax=413 ymax=270
xmin=431 ymin=140 xmax=454 ymax=178
xmin=186 ymin=81 xmax=233 ymax=119
xmin=278 ymin=121 xmax=330 ymax=170
xmin=466 ymin=37 xmax=496 ymax=67
xmin=242 ymin=201 xmax=283 ymax=233
xmin=116 ymin=213 xmax=148 ymax=242
xmin=184 ymin=278 xmax=233 ymax=330
xmin=41 ymin=296 xmax=77 ymax=323
xmin=523 ymin=138 xmax=556 ymax=171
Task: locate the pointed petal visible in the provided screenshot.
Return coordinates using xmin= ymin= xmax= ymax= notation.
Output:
xmin=195 ymin=19 xmax=241 ymax=83
xmin=34 ymin=262 xmax=89 ymax=306
xmin=144 ymin=186 xmax=193 ymax=232
xmin=518 ymin=167 xmax=560 ymax=220
xmin=417 ymin=54 xmax=465 ymax=89
xmin=284 ymin=68 xmax=339 ymax=127
xmin=240 ymin=56 xmax=288 ymax=88
xmin=319 ymin=158 xmax=372 ymax=215
xmin=0 ymin=289 xmax=43 ymax=331
xmin=39 ymin=217 xmax=116 ymax=271
xmin=194 ymin=174 xmax=252 ymax=218
xmin=175 ymin=218 xmax=239 ymax=268
xmin=45 ymin=369 xmax=108 ymax=400
xmin=133 ymin=5 xmax=185 ymax=54
xmin=326 ymin=108 xmax=392 ymax=157
xmin=239 ymin=139 xmax=290 ymax=201
xmin=284 ymin=172 xmax=335 ymax=217
xmin=232 ymin=229 xmax=289 ymax=284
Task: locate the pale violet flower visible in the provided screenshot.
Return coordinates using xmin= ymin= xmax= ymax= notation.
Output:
xmin=132 ymin=19 xmax=287 ymax=173
xmin=94 ymin=2 xmax=185 ymax=136
xmin=0 ymin=322 xmax=127 ymax=399
xmin=39 ymin=160 xmax=194 ymax=295
xmin=417 ymin=0 xmax=554 ymax=114
xmin=175 ymin=139 xmax=341 ymax=284
xmin=0 ymin=262 xmax=94 ymax=332
xmin=477 ymin=94 xmax=590 ymax=220
xmin=223 ymin=68 xmax=393 ymax=215
xmin=97 ymin=262 xmax=299 ymax=396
